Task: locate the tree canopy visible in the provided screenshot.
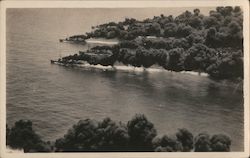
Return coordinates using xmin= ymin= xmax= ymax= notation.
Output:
xmin=58 ymin=6 xmax=243 ymax=80
xmin=7 ymin=115 xmax=232 ymax=152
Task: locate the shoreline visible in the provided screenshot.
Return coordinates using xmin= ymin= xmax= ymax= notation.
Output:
xmin=51 ymin=61 xmax=209 ymax=77
xmin=85 ymin=38 xmax=119 ymax=45
xmin=60 ymin=38 xmax=119 ymax=45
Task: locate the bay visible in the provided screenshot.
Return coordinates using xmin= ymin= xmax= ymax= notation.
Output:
xmin=6 ymin=8 xmax=243 ymax=151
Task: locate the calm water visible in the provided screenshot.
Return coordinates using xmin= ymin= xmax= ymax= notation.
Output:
xmin=6 ymin=9 xmax=244 ymax=151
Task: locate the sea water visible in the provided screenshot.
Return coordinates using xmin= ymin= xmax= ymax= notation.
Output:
xmin=6 ymin=8 xmax=244 ymax=151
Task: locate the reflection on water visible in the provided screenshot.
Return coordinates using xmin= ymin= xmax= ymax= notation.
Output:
xmin=6 ymin=8 xmax=244 ymax=151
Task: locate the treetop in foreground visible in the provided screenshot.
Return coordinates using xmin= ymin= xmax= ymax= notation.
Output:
xmin=7 ymin=114 xmax=232 ymax=152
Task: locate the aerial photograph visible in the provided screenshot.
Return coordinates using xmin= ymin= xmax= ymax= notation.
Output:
xmin=5 ymin=6 xmax=244 ymax=153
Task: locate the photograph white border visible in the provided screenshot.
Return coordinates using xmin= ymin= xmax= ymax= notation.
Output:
xmin=0 ymin=1 xmax=249 ymax=158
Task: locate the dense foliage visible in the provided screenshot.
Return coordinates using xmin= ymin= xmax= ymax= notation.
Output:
xmin=55 ymin=118 xmax=129 ymax=151
xmin=127 ymin=114 xmax=157 ymax=151
xmin=85 ymin=7 xmax=242 ymax=49
xmin=7 ymin=114 xmax=232 ymax=152
xmin=58 ymin=6 xmax=243 ymax=80
xmin=6 ymin=120 xmax=51 ymax=152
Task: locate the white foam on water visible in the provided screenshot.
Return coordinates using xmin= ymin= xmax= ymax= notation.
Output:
xmin=77 ymin=63 xmax=165 ymax=73
xmin=78 ymin=63 xmax=114 ymax=70
xmin=85 ymin=39 xmax=119 ymax=45
xmin=71 ymin=63 xmax=209 ymax=76
xmin=180 ymin=71 xmax=209 ymax=77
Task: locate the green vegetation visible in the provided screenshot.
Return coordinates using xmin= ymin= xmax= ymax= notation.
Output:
xmin=57 ymin=6 xmax=243 ymax=80
xmin=7 ymin=114 xmax=231 ymax=152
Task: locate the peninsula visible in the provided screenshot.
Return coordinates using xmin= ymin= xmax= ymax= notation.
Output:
xmin=53 ymin=6 xmax=243 ymax=80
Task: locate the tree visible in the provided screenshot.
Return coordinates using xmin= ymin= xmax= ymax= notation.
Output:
xmin=153 ymin=49 xmax=169 ymax=68
xmin=8 ymin=117 xmax=233 ymax=152
xmin=193 ymin=8 xmax=200 ymax=16
xmin=175 ymin=10 xmax=193 ymax=24
xmin=8 ymin=120 xmax=50 ymax=152
xmin=166 ymin=48 xmax=184 ymax=71
xmin=186 ymin=33 xmax=204 ymax=45
xmin=210 ymin=134 xmax=231 ymax=151
xmin=96 ymin=117 xmax=129 ymax=151
xmin=135 ymin=47 xmax=156 ymax=68
xmin=119 ymin=40 xmax=139 ymax=49
xmin=54 ymin=117 xmax=130 ymax=152
xmin=55 ymin=119 xmax=99 ymax=151
xmin=172 ymin=38 xmax=190 ymax=49
xmin=206 ymin=49 xmax=243 ymax=79
xmin=176 ymin=24 xmax=192 ymax=37
xmin=106 ymin=30 xmax=117 ymax=39
xmin=233 ymin=6 xmax=241 ymax=13
xmin=153 ymin=135 xmax=183 ymax=152
xmin=123 ymin=18 xmax=137 ymax=25
xmin=229 ymin=22 xmax=243 ymax=47
xmin=98 ymin=54 xmax=117 ymax=66
xmin=127 ymin=114 xmax=157 ymax=151
xmin=163 ymin=23 xmax=177 ymax=37
xmin=189 ymin=16 xmax=202 ymax=29
xmin=194 ymin=133 xmax=211 ymax=152
xmin=203 ymin=16 xmax=219 ymax=29
xmin=184 ymin=43 xmax=215 ymax=72
xmin=145 ymin=22 xmax=161 ymax=36
xmin=216 ymin=6 xmax=233 ymax=17
xmin=176 ymin=128 xmax=194 ymax=151
xmin=205 ymin=27 xmax=218 ymax=47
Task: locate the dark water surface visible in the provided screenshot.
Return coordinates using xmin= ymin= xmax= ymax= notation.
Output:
xmin=6 ymin=9 xmax=244 ymax=151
